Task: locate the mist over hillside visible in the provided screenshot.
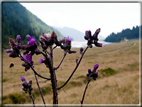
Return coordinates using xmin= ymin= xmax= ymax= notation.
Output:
xmin=53 ymin=27 xmax=105 ymax=40
xmin=53 ymin=27 xmax=84 ymax=40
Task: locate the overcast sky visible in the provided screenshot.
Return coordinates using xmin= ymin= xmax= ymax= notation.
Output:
xmin=20 ymin=3 xmax=140 ymax=37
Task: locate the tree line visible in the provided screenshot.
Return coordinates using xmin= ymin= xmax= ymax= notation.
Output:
xmin=105 ymin=25 xmax=141 ymax=42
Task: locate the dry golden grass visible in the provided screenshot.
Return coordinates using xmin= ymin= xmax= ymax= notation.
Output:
xmin=2 ymin=40 xmax=140 ymax=105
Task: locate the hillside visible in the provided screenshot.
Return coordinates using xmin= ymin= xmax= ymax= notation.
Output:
xmin=2 ymin=2 xmax=63 ymax=49
xmin=105 ymin=26 xmax=140 ymax=42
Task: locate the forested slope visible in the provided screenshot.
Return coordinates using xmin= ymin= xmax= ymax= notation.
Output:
xmin=2 ymin=2 xmax=63 ymax=49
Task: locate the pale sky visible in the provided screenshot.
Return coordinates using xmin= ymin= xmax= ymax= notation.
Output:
xmin=20 ymin=3 xmax=140 ymax=37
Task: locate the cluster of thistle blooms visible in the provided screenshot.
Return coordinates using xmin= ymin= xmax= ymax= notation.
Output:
xmin=20 ymin=76 xmax=33 ymax=93
xmin=5 ymin=31 xmax=77 ymax=70
xmin=4 ymin=31 xmax=77 ymax=90
xmin=5 ymin=28 xmax=102 ymax=91
xmin=5 ymin=34 xmax=37 ymax=71
xmin=84 ymin=28 xmax=103 ymax=47
xmin=84 ymin=28 xmax=103 ymax=81
xmin=39 ymin=32 xmax=76 ymax=54
xmin=87 ymin=63 xmax=99 ymax=81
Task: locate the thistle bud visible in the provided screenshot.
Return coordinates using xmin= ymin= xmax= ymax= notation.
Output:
xmin=39 ymin=58 xmax=44 ymax=64
xmin=93 ymin=28 xmax=100 ymax=40
xmin=9 ymin=38 xmax=16 ymax=48
xmin=76 ymin=58 xmax=78 ymax=63
xmin=28 ymin=79 xmax=32 ymax=86
xmin=4 ymin=49 xmax=12 ymax=53
xmin=93 ymin=63 xmax=99 ymax=71
xmin=87 ymin=38 xmax=92 ymax=45
xmin=26 ymin=34 xmax=31 ymax=41
xmin=68 ymin=50 xmax=76 ymax=54
xmin=80 ymin=47 xmax=83 ymax=54
xmin=16 ymin=35 xmax=21 ymax=44
xmin=28 ymin=38 xmax=36 ymax=46
xmin=85 ymin=30 xmax=91 ymax=39
xmin=8 ymin=52 xmax=17 ymax=58
xmin=20 ymin=76 xmax=26 ymax=81
xmin=94 ymin=42 xmax=103 ymax=47
xmin=88 ymin=68 xmax=91 ymax=74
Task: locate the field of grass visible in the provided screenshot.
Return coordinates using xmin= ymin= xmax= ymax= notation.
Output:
xmin=2 ymin=40 xmax=140 ymax=105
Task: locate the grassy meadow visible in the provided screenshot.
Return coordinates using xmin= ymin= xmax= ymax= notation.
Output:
xmin=2 ymin=40 xmax=140 ymax=105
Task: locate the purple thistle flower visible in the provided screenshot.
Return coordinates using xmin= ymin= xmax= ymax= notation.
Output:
xmin=20 ymin=76 xmax=26 ymax=81
xmin=60 ymin=37 xmax=73 ymax=52
xmin=25 ymin=54 xmax=32 ymax=64
xmin=8 ymin=52 xmax=17 ymax=58
xmin=93 ymin=63 xmax=99 ymax=71
xmin=86 ymin=63 xmax=99 ymax=80
xmin=21 ymin=63 xmax=26 ymax=67
xmin=16 ymin=35 xmax=21 ymax=44
xmin=84 ymin=29 xmax=103 ymax=47
xmin=4 ymin=49 xmax=12 ymax=53
xmin=93 ymin=28 xmax=100 ymax=40
xmin=9 ymin=38 xmax=16 ymax=48
xmin=88 ymin=68 xmax=91 ymax=74
xmin=22 ymin=81 xmax=29 ymax=88
xmin=28 ymin=79 xmax=32 ymax=87
xmin=22 ymin=81 xmax=26 ymax=86
xmin=76 ymin=58 xmax=78 ymax=63
xmin=51 ymin=31 xmax=57 ymax=40
xmin=28 ymin=38 xmax=36 ymax=46
xmin=29 ymin=79 xmax=32 ymax=85
xmin=39 ymin=58 xmax=44 ymax=64
xmin=66 ymin=37 xmax=72 ymax=43
xmin=84 ymin=30 xmax=91 ymax=40
xmin=68 ymin=50 xmax=76 ymax=54
xmin=87 ymin=38 xmax=92 ymax=45
xmin=42 ymin=33 xmax=48 ymax=40
xmin=94 ymin=42 xmax=103 ymax=47
xmin=25 ymin=67 xmax=30 ymax=71
xmin=34 ymin=50 xmax=37 ymax=52
xmin=95 ymin=71 xmax=98 ymax=76
xmin=80 ymin=47 xmax=83 ymax=54
xmin=26 ymin=34 xmax=31 ymax=41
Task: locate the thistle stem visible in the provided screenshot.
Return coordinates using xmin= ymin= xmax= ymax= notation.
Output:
xmin=19 ymin=53 xmax=46 ymax=106
xmin=19 ymin=53 xmax=51 ymax=80
xmin=81 ymin=80 xmax=91 ymax=106
xmin=29 ymin=93 xmax=35 ymax=107
xmin=49 ymin=46 xmax=58 ymax=105
xmin=57 ymin=46 xmax=89 ymax=90
xmin=34 ymin=73 xmax=46 ymax=107
xmin=53 ymin=45 xmax=57 ymax=50
xmin=31 ymin=66 xmax=51 ymax=80
xmin=54 ymin=51 xmax=67 ymax=70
